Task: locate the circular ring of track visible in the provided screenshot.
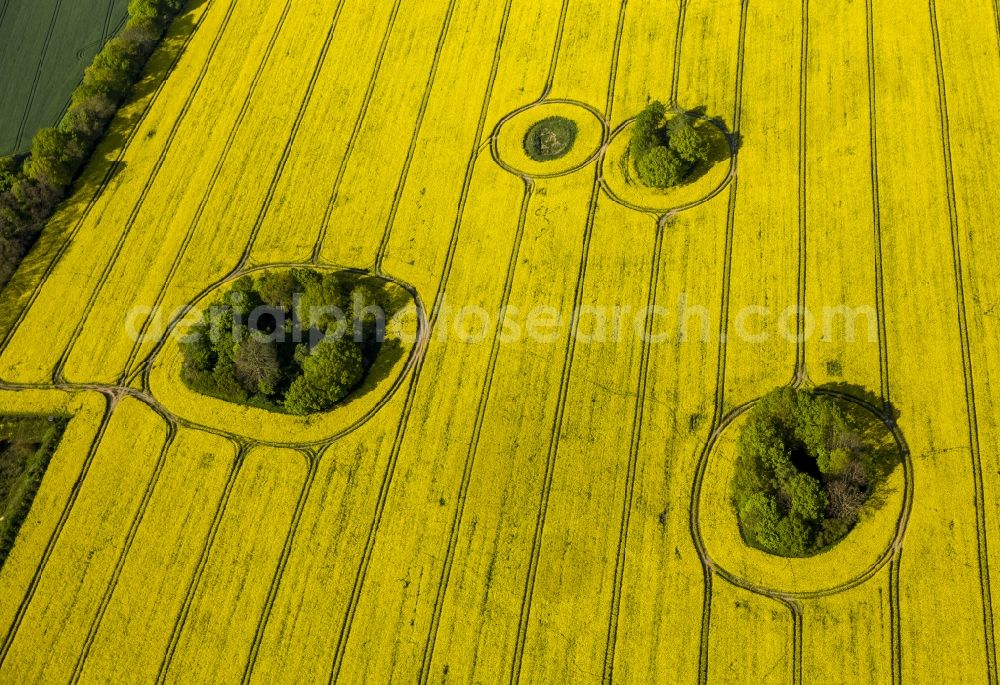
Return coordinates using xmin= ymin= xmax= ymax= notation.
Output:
xmin=599 ymin=114 xmax=734 ymax=215
xmin=147 ymin=264 xmax=427 ymax=445
xmin=691 ymin=388 xmax=912 ymax=598
xmin=491 ymin=99 xmax=609 ymax=179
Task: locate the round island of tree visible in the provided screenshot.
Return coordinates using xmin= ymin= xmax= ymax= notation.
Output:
xmin=522 ymin=115 xmax=579 ymax=162
xmin=180 ymin=268 xmax=392 ymax=416
xmin=731 ymin=387 xmax=896 ymax=557
xmin=628 ymin=101 xmax=711 ymax=189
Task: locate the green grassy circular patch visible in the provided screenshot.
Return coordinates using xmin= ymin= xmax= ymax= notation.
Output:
xmin=523 ymin=116 xmax=579 ymax=161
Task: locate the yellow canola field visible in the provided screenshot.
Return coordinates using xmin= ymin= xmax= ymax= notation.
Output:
xmin=0 ymin=397 xmax=167 ymax=683
xmin=0 ymin=0 xmax=997 ymax=682
xmin=78 ymin=428 xmax=239 ymax=683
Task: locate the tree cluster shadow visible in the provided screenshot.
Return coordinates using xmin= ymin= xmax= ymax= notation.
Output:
xmin=818 ymin=381 xmax=905 ymax=517
xmin=671 ymin=104 xmax=741 ymax=188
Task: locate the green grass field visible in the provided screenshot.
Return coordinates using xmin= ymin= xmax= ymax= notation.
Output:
xmin=0 ymin=0 xmax=129 ymax=155
xmin=0 ymin=415 xmax=65 ymax=568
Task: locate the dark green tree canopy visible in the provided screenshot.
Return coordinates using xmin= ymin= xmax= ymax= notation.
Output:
xmin=636 ymin=145 xmax=685 ymax=189
xmin=731 ymin=387 xmax=893 ymax=557
xmin=0 ymin=0 xmax=184 ymax=291
xmin=628 ymin=101 xmax=711 ymax=189
xmin=180 ymin=269 xmax=390 ymax=415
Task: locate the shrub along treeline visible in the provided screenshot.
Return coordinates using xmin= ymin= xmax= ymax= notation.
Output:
xmin=0 ymin=0 xmax=187 ymax=290
xmin=0 ymin=415 xmax=68 ymax=570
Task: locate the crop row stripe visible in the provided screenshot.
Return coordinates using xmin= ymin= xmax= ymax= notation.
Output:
xmin=0 ymin=0 xmax=11 ymax=34
xmin=927 ymin=1 xmax=998 ymax=682
xmin=601 ymin=219 xmax=665 ymax=683
xmin=602 ymin=2 xmax=690 ymax=679
xmin=791 ymin=2 xmax=810 ymax=678
xmin=322 ymin=0 xmax=478 ymax=680
xmin=0 ymin=392 xmax=115 ymax=667
xmin=100 ymin=0 xmax=116 ymax=46
xmin=372 ymin=0 xmax=481 ymax=270
xmin=13 ymin=0 xmax=66 ymax=151
xmin=50 ymin=0 xmax=247 ymax=385
xmin=118 ymin=0 xmax=313 ymax=382
xmin=417 ymin=178 xmax=531 ymax=683
xmin=413 ymin=1 xmax=576 ymax=679
xmin=668 ymin=0 xmax=688 ymax=109
xmin=0 ymin=0 xmax=216 ymax=360
xmin=153 ymin=443 xmax=248 ymax=684
xmin=309 ymin=0 xmax=406 ymax=264
xmin=240 ymin=451 xmax=319 ymax=684
xmin=690 ymin=1 xmax=750 ymax=682
xmin=862 ymin=0 xmax=908 ymax=680
xmin=508 ymin=3 xmax=630 ymax=683
xmin=994 ymin=0 xmax=1000 ymax=62
xmin=229 ymin=0 xmax=359 ymax=274
xmin=67 ymin=412 xmax=180 ymax=683
xmin=793 ymin=0 xmax=809 ymax=386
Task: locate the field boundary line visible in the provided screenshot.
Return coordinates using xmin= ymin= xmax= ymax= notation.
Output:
xmin=309 ymin=0 xmax=405 ymax=263
xmin=128 ymin=0 xmax=356 ymax=383
xmin=101 ymin=0 xmax=116 ymax=46
xmin=64 ymin=11 xmax=131 ymax=134
xmin=328 ymin=0 xmax=562 ymax=671
xmin=993 ymin=0 xmax=1000 ymax=59
xmin=793 ymin=0 xmax=809 ymax=387
xmin=688 ymin=0 xmax=750 ymax=685
xmin=50 ymin=0 xmax=251 ymax=386
xmin=691 ymin=1 xmax=749 ymax=681
xmin=240 ymin=449 xmax=319 ymax=684
xmin=0 ymin=0 xmax=214 ymax=359
xmin=539 ymin=0 xmax=571 ymax=99
xmin=890 ymin=558 xmax=902 ymax=685
xmin=0 ymin=371 xmax=407 ymax=453
xmin=153 ymin=443 xmax=247 ymax=684
xmin=507 ymin=135 xmax=602 ymax=685
xmin=783 ymin=597 xmax=803 ymax=685
xmin=864 ymin=0 xmax=892 ymax=418
xmin=508 ymin=3 xmax=630 ymax=682
xmin=668 ymin=0 xmax=688 ymax=109
xmin=67 ymin=413 xmax=182 ymax=683
xmin=0 ymin=0 xmax=11 ymax=35
xmin=863 ymin=0 xmax=911 ymax=679
xmin=117 ymin=0 xmax=317 ymax=381
xmin=0 ymin=391 xmax=114 ymax=668
xmin=13 ymin=0 xmax=66 ymax=151
xmin=601 ymin=217 xmax=663 ymax=683
xmin=694 ymin=388 xmax=912 ymax=598
xmin=323 ymin=0 xmax=512 ymax=679
xmin=127 ymin=261 xmax=429 ymax=447
xmin=928 ymin=2 xmax=998 ymax=682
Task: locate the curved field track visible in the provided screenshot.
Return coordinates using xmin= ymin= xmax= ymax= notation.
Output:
xmin=0 ymin=0 xmax=999 ymax=682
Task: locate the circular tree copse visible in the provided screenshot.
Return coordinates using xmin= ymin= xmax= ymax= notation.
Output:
xmin=731 ymin=387 xmax=896 ymax=557
xmin=627 ymin=101 xmax=713 ymax=189
xmin=523 ymin=115 xmax=578 ymax=162
xmin=179 ymin=268 xmax=394 ymax=415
